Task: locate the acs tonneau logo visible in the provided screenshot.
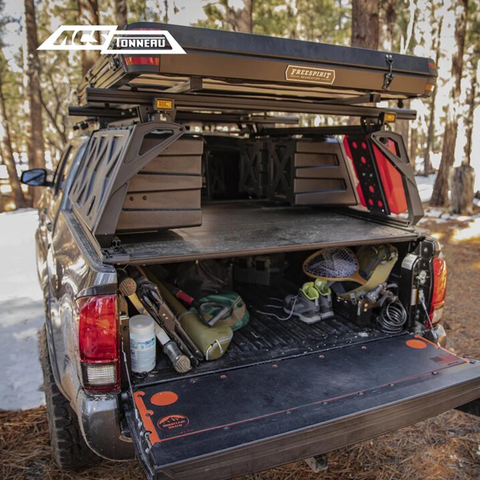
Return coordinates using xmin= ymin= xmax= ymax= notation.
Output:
xmin=38 ymin=26 xmax=186 ymax=54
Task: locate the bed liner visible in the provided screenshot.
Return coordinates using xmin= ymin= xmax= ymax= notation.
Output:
xmin=131 ymin=279 xmax=393 ymax=386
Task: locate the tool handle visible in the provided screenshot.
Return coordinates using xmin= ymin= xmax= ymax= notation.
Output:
xmin=127 ymin=293 xmax=148 ymax=315
xmin=162 ymin=341 xmax=191 ymax=373
xmin=165 ymin=282 xmax=195 ymax=306
xmin=154 ymin=324 xmax=170 ymax=345
xmin=198 ymin=302 xmax=230 ymax=327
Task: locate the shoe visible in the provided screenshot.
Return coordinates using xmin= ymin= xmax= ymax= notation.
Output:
xmin=283 ymin=282 xmax=322 ymax=324
xmin=314 ymin=280 xmax=334 ymax=320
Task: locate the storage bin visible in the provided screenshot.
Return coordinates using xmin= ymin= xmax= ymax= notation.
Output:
xmin=267 ymin=137 xmax=358 ymax=206
xmin=117 ymin=137 xmax=203 ymax=232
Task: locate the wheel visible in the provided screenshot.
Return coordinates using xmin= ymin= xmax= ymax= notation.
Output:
xmin=39 ymin=324 xmax=100 ymax=470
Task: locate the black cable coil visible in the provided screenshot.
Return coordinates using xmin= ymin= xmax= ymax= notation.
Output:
xmin=377 ymin=297 xmax=407 ymax=334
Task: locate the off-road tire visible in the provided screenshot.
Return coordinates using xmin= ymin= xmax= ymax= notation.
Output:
xmin=39 ymin=324 xmax=100 ymax=470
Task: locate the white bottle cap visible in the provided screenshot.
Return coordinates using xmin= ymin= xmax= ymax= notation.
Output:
xmin=130 ymin=314 xmax=155 ymax=335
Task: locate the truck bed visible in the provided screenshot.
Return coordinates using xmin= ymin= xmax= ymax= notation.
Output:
xmin=102 ymin=202 xmax=420 ymax=265
xmin=131 ymin=278 xmax=393 ymax=387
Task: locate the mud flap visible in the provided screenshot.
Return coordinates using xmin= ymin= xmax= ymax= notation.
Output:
xmin=124 ymin=335 xmax=480 ymax=480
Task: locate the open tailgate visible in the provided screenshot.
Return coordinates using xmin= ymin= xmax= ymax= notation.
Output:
xmin=124 ymin=335 xmax=480 ymax=480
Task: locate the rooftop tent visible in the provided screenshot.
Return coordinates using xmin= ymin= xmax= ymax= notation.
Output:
xmin=77 ymin=23 xmax=437 ymax=107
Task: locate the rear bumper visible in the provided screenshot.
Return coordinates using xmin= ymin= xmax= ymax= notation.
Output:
xmin=146 ymin=361 xmax=480 ymax=480
xmin=76 ymin=390 xmax=135 ymax=460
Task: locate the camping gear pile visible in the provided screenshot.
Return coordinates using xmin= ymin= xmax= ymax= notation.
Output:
xmin=117 ymin=261 xmax=251 ymax=374
xmin=117 ymin=244 xmax=407 ymax=375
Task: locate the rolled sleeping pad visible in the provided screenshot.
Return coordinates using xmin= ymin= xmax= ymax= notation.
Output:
xmin=156 ymin=282 xmax=233 ymax=361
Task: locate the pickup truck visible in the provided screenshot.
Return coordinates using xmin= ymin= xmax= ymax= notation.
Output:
xmin=21 ymin=23 xmax=480 ymax=480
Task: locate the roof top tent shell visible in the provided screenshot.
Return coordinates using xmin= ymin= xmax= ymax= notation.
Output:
xmin=77 ymin=22 xmax=437 ymax=110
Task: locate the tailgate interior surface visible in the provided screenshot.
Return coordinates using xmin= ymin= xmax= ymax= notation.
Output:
xmin=128 ymin=335 xmax=480 ymax=475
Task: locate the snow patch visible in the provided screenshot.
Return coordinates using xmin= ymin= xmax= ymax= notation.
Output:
xmin=415 ymin=174 xmax=436 ymax=203
xmin=0 ymin=209 xmax=45 ymax=410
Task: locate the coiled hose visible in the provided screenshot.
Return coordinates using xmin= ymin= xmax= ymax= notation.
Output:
xmin=377 ymin=297 xmax=407 ymax=334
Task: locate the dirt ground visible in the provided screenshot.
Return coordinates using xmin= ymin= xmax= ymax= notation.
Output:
xmin=2 ymin=212 xmax=480 ymax=480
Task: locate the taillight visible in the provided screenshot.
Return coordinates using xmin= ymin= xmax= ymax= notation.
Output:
xmin=124 ymin=56 xmax=159 ymax=66
xmin=78 ymin=294 xmax=120 ymax=392
xmin=430 ymin=257 xmax=447 ymax=325
xmin=123 ymin=28 xmax=161 ymax=67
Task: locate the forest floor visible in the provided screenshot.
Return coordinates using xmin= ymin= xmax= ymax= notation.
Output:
xmin=2 ymin=206 xmax=480 ymax=480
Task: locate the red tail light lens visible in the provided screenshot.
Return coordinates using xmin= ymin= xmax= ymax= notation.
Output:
xmin=430 ymin=257 xmax=447 ymax=325
xmin=78 ymin=295 xmax=119 ymax=391
xmin=124 ymin=56 xmax=160 ymax=66
xmin=123 ymin=28 xmax=161 ymax=67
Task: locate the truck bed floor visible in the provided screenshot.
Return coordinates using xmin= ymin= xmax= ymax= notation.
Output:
xmin=132 ymin=282 xmax=392 ymax=386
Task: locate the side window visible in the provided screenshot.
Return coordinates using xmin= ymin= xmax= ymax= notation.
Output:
xmin=53 ymin=146 xmax=73 ymax=196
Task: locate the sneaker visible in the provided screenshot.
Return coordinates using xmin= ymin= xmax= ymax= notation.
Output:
xmin=283 ymin=282 xmax=322 ymax=324
xmin=314 ymin=280 xmax=334 ymax=320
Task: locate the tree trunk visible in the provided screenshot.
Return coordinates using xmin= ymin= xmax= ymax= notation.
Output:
xmin=0 ymin=73 xmax=27 ymax=209
xmin=163 ymin=0 xmax=169 ymax=23
xmin=351 ymin=0 xmax=379 ymax=49
xmin=424 ymin=72 xmax=439 ymax=175
xmin=383 ymin=0 xmax=397 ymax=50
xmin=410 ymin=120 xmax=418 ymax=168
xmin=396 ymin=99 xmax=410 ymax=156
xmin=24 ymin=0 xmax=45 ymax=206
xmin=464 ymin=62 xmax=477 ymax=166
xmin=228 ymin=0 xmax=254 ymax=33
xmin=115 ymin=0 xmax=128 ymax=28
xmin=430 ymin=0 xmax=468 ymax=207
xmin=78 ymin=0 xmax=100 ymax=77
xmin=349 ymin=0 xmax=378 ymax=126
xmin=423 ymin=16 xmax=443 ymax=176
xmin=450 ymin=165 xmax=475 ymax=214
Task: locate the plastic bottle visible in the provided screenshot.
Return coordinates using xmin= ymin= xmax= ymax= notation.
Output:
xmin=129 ymin=314 xmax=156 ymax=373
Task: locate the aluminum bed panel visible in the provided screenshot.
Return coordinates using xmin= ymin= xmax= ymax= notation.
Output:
xmin=103 ymin=203 xmax=419 ymax=265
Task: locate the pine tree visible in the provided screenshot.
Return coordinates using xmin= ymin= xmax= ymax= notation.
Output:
xmin=24 ymin=0 xmax=45 ymax=171
xmin=78 ymin=0 xmax=100 ymax=77
xmin=351 ymin=0 xmax=379 ymax=49
xmin=423 ymin=11 xmax=443 ymax=176
xmin=115 ymin=0 xmax=128 ymax=28
xmin=430 ymin=0 xmax=469 ymax=207
xmin=0 ymin=56 xmax=26 ymax=209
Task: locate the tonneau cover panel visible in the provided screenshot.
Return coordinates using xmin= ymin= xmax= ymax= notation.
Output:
xmin=102 ymin=204 xmax=419 ymax=265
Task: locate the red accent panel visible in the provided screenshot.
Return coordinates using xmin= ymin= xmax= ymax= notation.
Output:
xmin=372 ymin=140 xmax=408 ymax=214
xmin=343 ymin=136 xmax=366 ymax=207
